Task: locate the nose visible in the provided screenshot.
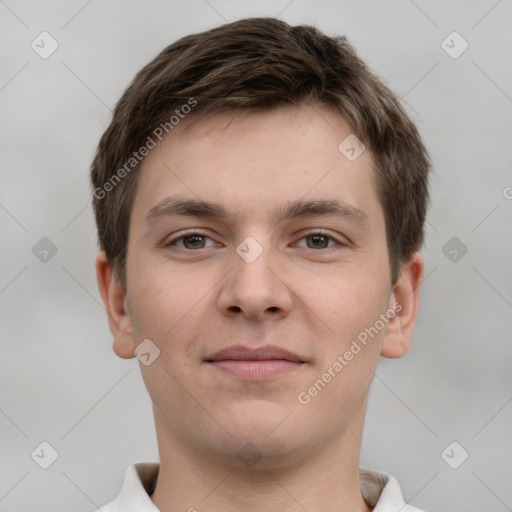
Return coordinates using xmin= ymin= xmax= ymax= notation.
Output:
xmin=217 ymin=238 xmax=293 ymax=322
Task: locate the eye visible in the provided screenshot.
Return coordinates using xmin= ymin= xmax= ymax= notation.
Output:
xmin=295 ymin=230 xmax=345 ymax=250
xmin=165 ymin=231 xmax=217 ymax=250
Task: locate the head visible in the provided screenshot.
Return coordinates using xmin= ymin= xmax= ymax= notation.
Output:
xmin=92 ymin=18 xmax=429 ymax=469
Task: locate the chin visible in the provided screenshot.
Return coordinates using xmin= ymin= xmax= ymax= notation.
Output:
xmin=212 ymin=431 xmax=305 ymax=472
xmin=208 ymin=408 xmax=307 ymax=468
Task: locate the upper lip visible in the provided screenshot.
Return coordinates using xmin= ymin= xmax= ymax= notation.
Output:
xmin=206 ymin=345 xmax=303 ymax=363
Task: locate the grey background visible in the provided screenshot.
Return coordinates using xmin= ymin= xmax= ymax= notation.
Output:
xmin=1 ymin=0 xmax=511 ymax=511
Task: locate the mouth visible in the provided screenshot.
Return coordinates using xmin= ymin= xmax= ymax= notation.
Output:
xmin=205 ymin=345 xmax=306 ymax=380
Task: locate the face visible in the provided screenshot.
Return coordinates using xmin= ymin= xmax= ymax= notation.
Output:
xmin=100 ymin=104 xmax=421 ymax=469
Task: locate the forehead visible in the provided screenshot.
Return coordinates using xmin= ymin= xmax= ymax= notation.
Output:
xmin=130 ymin=104 xmax=383 ymax=230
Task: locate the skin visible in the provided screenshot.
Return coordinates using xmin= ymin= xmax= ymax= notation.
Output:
xmin=96 ymin=104 xmax=423 ymax=512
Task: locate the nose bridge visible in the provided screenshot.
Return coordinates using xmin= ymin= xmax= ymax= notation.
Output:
xmin=233 ymin=234 xmax=277 ymax=298
xmin=218 ymin=234 xmax=292 ymax=319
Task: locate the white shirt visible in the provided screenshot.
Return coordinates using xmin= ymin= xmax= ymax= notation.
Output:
xmin=97 ymin=463 xmax=426 ymax=511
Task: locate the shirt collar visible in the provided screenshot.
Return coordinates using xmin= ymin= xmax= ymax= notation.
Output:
xmin=108 ymin=463 xmax=160 ymax=511
xmin=102 ymin=463 xmax=423 ymax=512
xmin=359 ymin=466 xmax=421 ymax=511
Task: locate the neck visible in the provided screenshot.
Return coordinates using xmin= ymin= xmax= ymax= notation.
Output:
xmin=150 ymin=408 xmax=372 ymax=512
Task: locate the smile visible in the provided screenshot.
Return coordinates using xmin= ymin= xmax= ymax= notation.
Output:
xmin=205 ymin=345 xmax=306 ymax=380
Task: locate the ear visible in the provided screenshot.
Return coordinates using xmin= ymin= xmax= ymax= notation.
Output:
xmin=381 ymin=251 xmax=424 ymax=359
xmin=95 ymin=251 xmax=136 ymax=359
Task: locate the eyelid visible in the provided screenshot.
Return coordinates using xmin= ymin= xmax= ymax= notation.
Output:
xmin=294 ymin=228 xmax=350 ymax=247
xmin=163 ymin=229 xmax=217 ymax=247
xmin=163 ymin=228 xmax=349 ymax=249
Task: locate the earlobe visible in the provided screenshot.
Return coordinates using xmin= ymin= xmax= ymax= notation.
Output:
xmin=95 ymin=252 xmax=136 ymax=359
xmin=380 ymin=252 xmax=424 ymax=359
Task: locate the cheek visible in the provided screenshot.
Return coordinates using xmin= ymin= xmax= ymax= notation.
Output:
xmin=126 ymin=258 xmax=212 ymax=356
xmin=308 ymin=269 xmax=389 ymax=336
xmin=126 ymin=263 xmax=175 ymax=341
xmin=300 ymin=279 xmax=388 ymax=411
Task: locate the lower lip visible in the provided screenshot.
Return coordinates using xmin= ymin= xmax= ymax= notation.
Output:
xmin=208 ymin=360 xmax=303 ymax=379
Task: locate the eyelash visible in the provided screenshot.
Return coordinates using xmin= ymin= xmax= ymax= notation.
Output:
xmin=164 ymin=229 xmax=347 ymax=250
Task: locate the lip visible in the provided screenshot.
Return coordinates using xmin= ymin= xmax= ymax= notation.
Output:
xmin=205 ymin=345 xmax=305 ymax=380
xmin=206 ymin=345 xmax=303 ymax=362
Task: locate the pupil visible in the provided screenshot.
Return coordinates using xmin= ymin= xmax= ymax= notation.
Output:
xmin=185 ymin=235 xmax=204 ymax=248
xmin=309 ymin=235 xmax=328 ymax=248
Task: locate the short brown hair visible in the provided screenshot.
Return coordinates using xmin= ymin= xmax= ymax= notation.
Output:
xmin=91 ymin=17 xmax=430 ymax=288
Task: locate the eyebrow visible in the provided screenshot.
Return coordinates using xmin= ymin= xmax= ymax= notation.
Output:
xmin=144 ymin=196 xmax=369 ymax=229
